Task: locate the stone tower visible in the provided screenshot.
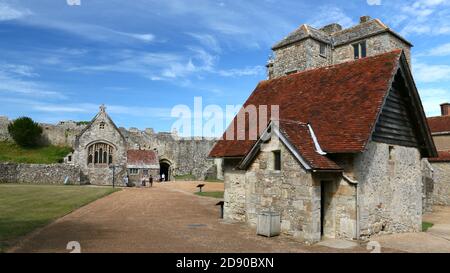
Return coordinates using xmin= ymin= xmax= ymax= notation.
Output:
xmin=267 ymin=16 xmax=412 ymax=79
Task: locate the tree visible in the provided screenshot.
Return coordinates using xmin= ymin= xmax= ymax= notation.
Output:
xmin=7 ymin=117 xmax=43 ymax=147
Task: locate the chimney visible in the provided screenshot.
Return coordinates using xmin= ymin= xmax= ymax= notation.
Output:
xmin=320 ymin=23 xmax=343 ymax=34
xmin=441 ymin=103 xmax=450 ymax=116
xmin=360 ymin=16 xmax=372 ymax=24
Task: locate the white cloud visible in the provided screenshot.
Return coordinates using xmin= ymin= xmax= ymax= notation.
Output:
xmin=0 ymin=3 xmax=30 ymax=21
xmin=418 ymin=88 xmax=450 ymax=116
xmin=423 ymin=42 xmax=450 ymax=56
xmin=187 ymin=33 xmax=221 ymax=53
xmin=217 ymin=66 xmax=265 ymax=77
xmin=414 ymin=61 xmax=450 ymax=83
xmin=367 ymin=0 xmax=382 ymax=6
xmin=309 ymin=6 xmax=355 ymax=29
xmin=0 ymin=64 xmax=65 ymax=99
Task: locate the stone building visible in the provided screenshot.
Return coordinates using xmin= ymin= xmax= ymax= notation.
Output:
xmin=72 ymin=105 xmax=128 ymax=185
xmin=428 ymin=103 xmax=450 ymax=205
xmin=210 ymin=16 xmax=437 ymax=244
xmin=126 ymin=149 xmax=160 ymax=184
xmin=267 ymin=16 xmax=412 ymax=79
xmin=0 ymin=110 xmax=220 ymax=183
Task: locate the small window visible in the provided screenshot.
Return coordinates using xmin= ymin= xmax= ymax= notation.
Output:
xmin=389 ymin=146 xmax=395 ymax=160
xmin=319 ymin=43 xmax=326 ymax=57
xmin=353 ymin=41 xmax=367 ymax=59
xmin=143 ymin=169 xmax=149 ymax=176
xmin=99 ymin=122 xmax=105 ymax=130
xmin=286 ymin=70 xmax=297 ymax=75
xmin=129 ymin=168 xmax=139 ymax=175
xmin=273 ymin=150 xmax=281 ymax=171
xmin=68 ymin=156 xmax=72 ymax=162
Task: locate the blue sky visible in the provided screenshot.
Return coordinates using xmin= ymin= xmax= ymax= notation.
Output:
xmin=0 ymin=0 xmax=450 ymax=135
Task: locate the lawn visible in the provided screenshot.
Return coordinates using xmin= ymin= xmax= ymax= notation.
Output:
xmin=0 ymin=184 xmax=119 ymax=252
xmin=422 ymin=221 xmax=434 ymax=232
xmin=0 ymin=141 xmax=72 ymax=164
xmin=195 ymin=191 xmax=224 ymax=199
xmin=174 ymin=174 xmax=196 ymax=181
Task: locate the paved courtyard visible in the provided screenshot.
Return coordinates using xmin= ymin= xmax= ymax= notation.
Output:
xmin=7 ymin=181 xmax=450 ymax=253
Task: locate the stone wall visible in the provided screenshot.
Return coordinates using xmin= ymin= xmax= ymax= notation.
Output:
xmin=354 ymin=141 xmax=422 ymax=238
xmin=270 ymin=30 xmax=412 ymax=79
xmin=333 ymin=33 xmax=411 ymax=67
xmin=431 ymin=162 xmax=450 ymax=206
xmin=0 ymin=116 xmax=11 ymax=141
xmin=0 ymin=163 xmax=80 ymax=184
xmin=433 ymin=135 xmax=450 ymax=151
xmin=422 ymin=159 xmax=435 ymax=213
xmin=41 ymin=121 xmax=86 ymax=147
xmin=271 ymin=39 xmax=331 ymax=78
xmin=0 ymin=115 xmax=218 ymax=181
xmin=121 ymin=129 xmax=217 ymax=180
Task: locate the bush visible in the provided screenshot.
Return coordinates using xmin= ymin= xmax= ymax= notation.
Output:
xmin=7 ymin=117 xmax=43 ymax=147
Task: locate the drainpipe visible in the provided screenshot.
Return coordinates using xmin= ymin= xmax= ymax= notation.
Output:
xmin=343 ymin=174 xmax=360 ymax=240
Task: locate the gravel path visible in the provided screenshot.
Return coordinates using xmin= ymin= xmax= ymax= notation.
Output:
xmin=9 ymin=181 xmax=422 ymax=253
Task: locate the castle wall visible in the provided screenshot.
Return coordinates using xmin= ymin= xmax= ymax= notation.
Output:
xmin=354 ymin=141 xmax=422 ymax=238
xmin=0 ymin=115 xmax=218 ymax=182
xmin=431 ymin=162 xmax=450 ymax=206
xmin=0 ymin=162 xmax=80 ymax=185
xmin=121 ymin=129 xmax=217 ymax=180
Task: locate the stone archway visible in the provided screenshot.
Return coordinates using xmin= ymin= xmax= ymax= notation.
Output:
xmin=159 ymin=159 xmax=172 ymax=181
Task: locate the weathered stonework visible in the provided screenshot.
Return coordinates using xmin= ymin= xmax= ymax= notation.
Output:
xmin=354 ymin=141 xmax=422 ymax=237
xmin=0 ymin=112 xmax=220 ymax=183
xmin=0 ymin=163 xmax=80 ymax=184
xmin=268 ymin=17 xmax=412 ymax=79
xmin=223 ymin=140 xmax=423 ymax=243
xmin=72 ymin=109 xmax=128 ymax=185
xmin=431 ymin=163 xmax=450 ymax=206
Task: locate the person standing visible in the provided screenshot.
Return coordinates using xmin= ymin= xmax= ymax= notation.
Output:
xmin=123 ymin=175 xmax=129 ymax=187
xmin=161 ymin=173 xmax=165 ymax=182
xmin=149 ymin=175 xmax=153 ymax=187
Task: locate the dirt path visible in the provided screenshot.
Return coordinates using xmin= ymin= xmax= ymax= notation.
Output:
xmin=9 ymin=181 xmax=346 ymax=253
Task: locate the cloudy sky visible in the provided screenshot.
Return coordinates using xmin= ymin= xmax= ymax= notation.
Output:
xmin=0 ymin=0 xmax=449 ymax=134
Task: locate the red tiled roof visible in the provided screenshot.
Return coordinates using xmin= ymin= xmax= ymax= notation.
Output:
xmin=429 ymin=151 xmax=450 ymax=162
xmin=210 ymin=50 xmax=402 ymax=158
xmin=427 ymin=115 xmax=450 ymax=134
xmin=278 ymin=120 xmax=342 ymax=170
xmin=127 ymin=150 xmax=158 ymax=166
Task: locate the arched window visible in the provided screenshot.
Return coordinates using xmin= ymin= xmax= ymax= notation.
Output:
xmin=87 ymin=142 xmax=114 ymax=167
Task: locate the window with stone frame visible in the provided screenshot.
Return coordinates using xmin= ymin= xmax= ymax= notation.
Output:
xmin=129 ymin=168 xmax=139 ymax=175
xmin=273 ymin=150 xmax=281 ymax=171
xmin=87 ymin=142 xmax=114 ymax=167
xmin=99 ymin=122 xmax=106 ymax=130
xmin=319 ymin=42 xmax=327 ymax=57
xmin=353 ymin=41 xmax=367 ymax=59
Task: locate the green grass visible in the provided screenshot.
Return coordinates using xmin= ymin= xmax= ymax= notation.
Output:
xmin=422 ymin=221 xmax=434 ymax=232
xmin=0 ymin=184 xmax=119 ymax=252
xmin=0 ymin=141 xmax=72 ymax=164
xmin=195 ymin=191 xmax=224 ymax=199
xmin=204 ymin=178 xmax=224 ymax=183
xmin=174 ymin=174 xmax=197 ymax=181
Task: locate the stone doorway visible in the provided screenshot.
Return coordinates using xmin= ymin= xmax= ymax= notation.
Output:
xmin=321 ymin=180 xmax=336 ymax=239
xmin=159 ymin=160 xmax=171 ymax=181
